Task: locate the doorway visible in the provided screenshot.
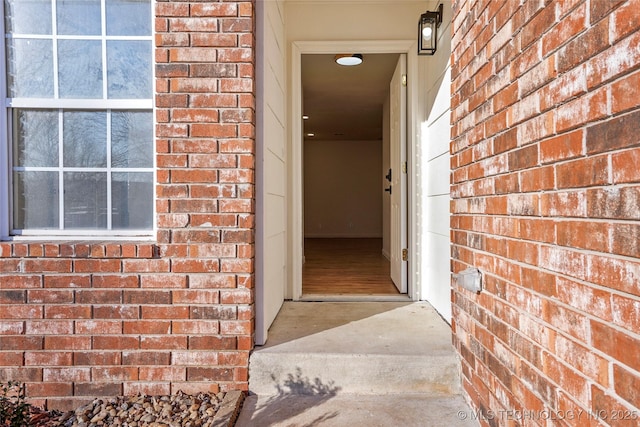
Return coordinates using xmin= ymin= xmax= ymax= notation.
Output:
xmin=299 ymin=50 xmax=408 ymax=298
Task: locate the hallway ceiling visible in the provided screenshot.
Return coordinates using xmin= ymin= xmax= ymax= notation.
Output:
xmin=302 ymin=53 xmax=400 ymax=141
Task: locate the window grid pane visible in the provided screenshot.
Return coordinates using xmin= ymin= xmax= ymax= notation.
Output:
xmin=6 ymin=38 xmax=55 ymax=98
xmin=58 ymin=39 xmax=104 ymax=98
xmin=56 ymin=0 xmax=102 ymax=36
xmin=13 ymin=171 xmax=59 ymax=229
xmin=3 ymin=0 xmax=52 ymax=34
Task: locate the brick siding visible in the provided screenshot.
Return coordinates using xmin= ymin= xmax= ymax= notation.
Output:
xmin=451 ymin=0 xmax=640 ymax=424
xmin=0 ymin=1 xmax=255 ymax=410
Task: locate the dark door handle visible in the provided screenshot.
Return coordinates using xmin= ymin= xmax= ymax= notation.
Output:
xmin=384 ymin=186 xmax=392 ymax=194
xmin=385 ymin=168 xmax=392 ymax=182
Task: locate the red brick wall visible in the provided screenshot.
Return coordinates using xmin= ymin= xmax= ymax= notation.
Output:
xmin=451 ymin=0 xmax=640 ymax=424
xmin=0 ymin=1 xmax=255 ymax=410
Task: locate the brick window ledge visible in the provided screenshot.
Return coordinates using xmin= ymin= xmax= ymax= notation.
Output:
xmin=0 ymin=242 xmax=159 ymax=259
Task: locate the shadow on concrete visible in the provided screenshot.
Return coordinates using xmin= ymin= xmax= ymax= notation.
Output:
xmin=237 ymin=367 xmax=341 ymax=427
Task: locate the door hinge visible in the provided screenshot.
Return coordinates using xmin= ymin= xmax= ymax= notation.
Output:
xmin=402 ymin=248 xmax=408 ymax=261
xmin=402 ymin=74 xmax=407 ymax=87
xmin=402 ymin=162 xmax=407 ymax=173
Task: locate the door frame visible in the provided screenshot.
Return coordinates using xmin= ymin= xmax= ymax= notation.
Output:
xmin=289 ymin=40 xmax=419 ymax=301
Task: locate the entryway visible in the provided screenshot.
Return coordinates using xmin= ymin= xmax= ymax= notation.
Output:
xmin=250 ymin=3 xmax=464 ymax=422
xmin=256 ymin=0 xmax=455 ymax=344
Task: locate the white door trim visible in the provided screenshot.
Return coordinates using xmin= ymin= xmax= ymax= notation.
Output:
xmin=289 ymin=39 xmax=420 ymax=302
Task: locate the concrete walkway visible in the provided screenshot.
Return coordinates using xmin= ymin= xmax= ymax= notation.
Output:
xmin=236 ymin=301 xmax=479 ymax=426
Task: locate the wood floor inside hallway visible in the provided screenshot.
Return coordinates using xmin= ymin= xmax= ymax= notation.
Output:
xmin=302 ymin=238 xmax=400 ymax=295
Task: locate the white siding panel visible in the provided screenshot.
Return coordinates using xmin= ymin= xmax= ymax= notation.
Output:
xmin=425 ymin=153 xmax=450 ymax=197
xmin=422 ymin=231 xmax=452 ymax=321
xmin=426 ymin=26 xmax=451 ymax=121
xmin=417 ymin=1 xmax=453 ymax=322
xmin=263 ymin=231 xmax=286 ymax=332
xmin=265 ymin=149 xmax=286 ymax=197
xmin=264 ymin=107 xmax=286 ymax=162
xmin=265 ymin=194 xmax=286 ymax=236
xmin=265 ymin=70 xmax=285 ymax=129
xmin=256 ymin=0 xmax=287 ymax=345
xmin=265 ymin=38 xmax=284 ymax=90
xmin=425 ymin=194 xmax=450 ymax=238
xmin=425 ymin=69 xmax=452 ymax=161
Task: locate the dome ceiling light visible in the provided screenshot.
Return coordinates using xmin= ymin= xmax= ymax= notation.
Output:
xmin=334 ymin=54 xmax=363 ymax=66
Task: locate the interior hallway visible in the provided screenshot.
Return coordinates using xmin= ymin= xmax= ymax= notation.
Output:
xmin=302 ymin=238 xmax=400 ymax=295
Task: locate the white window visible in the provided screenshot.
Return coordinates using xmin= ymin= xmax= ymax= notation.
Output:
xmin=2 ymin=0 xmax=154 ymax=239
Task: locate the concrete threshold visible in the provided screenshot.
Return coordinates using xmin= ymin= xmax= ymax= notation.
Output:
xmin=256 ymin=301 xmax=455 ymax=355
xmin=299 ymin=294 xmax=413 ymax=302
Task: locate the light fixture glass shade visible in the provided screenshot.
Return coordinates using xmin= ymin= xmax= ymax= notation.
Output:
xmin=422 ymin=26 xmax=433 ymax=41
xmin=418 ymin=4 xmax=443 ymax=55
xmin=334 ymin=54 xmax=363 ymax=66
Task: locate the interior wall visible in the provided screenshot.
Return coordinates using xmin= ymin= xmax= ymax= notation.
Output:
xmin=304 ymin=140 xmax=382 ymax=238
xmin=256 ymin=0 xmax=287 ymax=344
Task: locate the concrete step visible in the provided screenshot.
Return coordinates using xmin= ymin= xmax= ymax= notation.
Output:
xmin=248 ymin=352 xmax=460 ymax=396
xmin=236 ymin=393 xmax=479 ymax=427
xmin=247 ymin=302 xmax=462 ymax=396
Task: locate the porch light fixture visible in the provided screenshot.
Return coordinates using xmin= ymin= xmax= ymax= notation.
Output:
xmin=334 ymin=54 xmax=363 ymax=66
xmin=418 ymin=3 xmax=443 ymax=55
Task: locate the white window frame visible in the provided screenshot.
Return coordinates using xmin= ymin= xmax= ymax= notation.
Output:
xmin=1 ymin=0 xmax=156 ymax=241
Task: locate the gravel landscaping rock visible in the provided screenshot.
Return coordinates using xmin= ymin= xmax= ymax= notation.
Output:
xmin=23 ymin=391 xmax=245 ymax=427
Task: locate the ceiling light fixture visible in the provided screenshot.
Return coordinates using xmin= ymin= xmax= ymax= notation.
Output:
xmin=334 ymin=54 xmax=363 ymax=66
xmin=418 ymin=4 xmax=443 ymax=55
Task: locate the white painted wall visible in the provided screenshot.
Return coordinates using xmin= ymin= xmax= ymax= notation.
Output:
xmin=304 ymin=140 xmax=382 ymax=238
xmin=417 ymin=1 xmax=453 ymax=322
xmin=256 ymin=0 xmax=287 ymax=344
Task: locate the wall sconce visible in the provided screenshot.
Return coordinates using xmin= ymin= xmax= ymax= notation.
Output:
xmin=418 ymin=3 xmax=443 ymax=55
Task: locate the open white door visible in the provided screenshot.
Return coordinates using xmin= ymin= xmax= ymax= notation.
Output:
xmin=390 ymin=54 xmax=407 ymax=293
